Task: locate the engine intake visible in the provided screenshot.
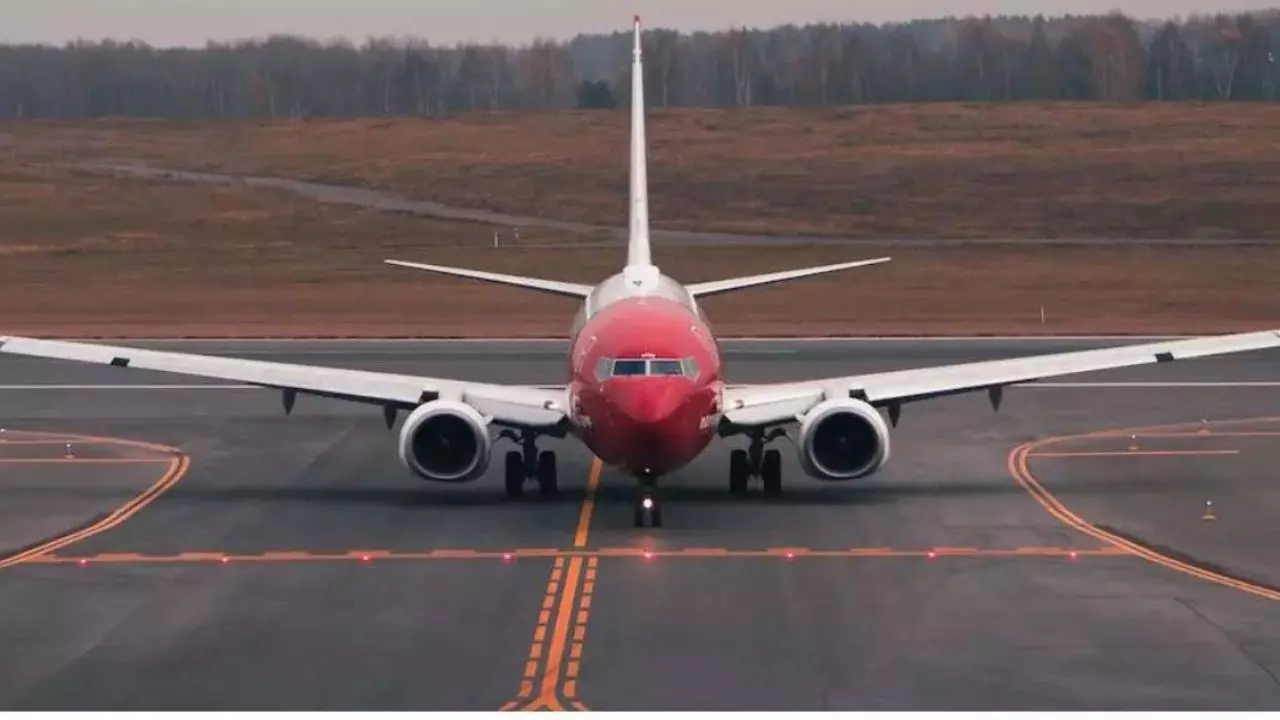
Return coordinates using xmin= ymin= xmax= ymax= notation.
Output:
xmin=397 ymin=400 xmax=492 ymax=482
xmin=796 ymin=398 xmax=891 ymax=480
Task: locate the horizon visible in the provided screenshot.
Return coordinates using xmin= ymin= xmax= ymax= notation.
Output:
xmin=4 ymin=0 xmax=1278 ymax=48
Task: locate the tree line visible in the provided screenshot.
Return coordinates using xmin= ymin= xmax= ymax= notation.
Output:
xmin=0 ymin=10 xmax=1276 ymax=119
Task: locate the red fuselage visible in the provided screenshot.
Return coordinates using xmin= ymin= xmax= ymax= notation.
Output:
xmin=568 ymin=296 xmax=723 ymax=476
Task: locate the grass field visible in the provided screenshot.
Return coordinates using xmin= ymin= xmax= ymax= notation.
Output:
xmin=5 ymin=102 xmax=1280 ymax=240
xmin=1 ymin=103 xmax=1277 ymax=337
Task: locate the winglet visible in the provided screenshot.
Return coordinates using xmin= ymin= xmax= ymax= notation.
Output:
xmin=627 ymin=14 xmax=652 ymax=269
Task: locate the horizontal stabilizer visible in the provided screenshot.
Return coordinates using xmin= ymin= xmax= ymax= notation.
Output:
xmin=385 ymin=259 xmax=593 ymax=298
xmin=685 ymin=257 xmax=891 ymax=298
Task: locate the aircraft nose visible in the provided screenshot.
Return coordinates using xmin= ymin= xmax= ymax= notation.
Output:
xmin=613 ymin=381 xmax=688 ymax=425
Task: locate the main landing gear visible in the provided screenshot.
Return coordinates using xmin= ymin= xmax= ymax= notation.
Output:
xmin=498 ymin=430 xmax=557 ymax=498
xmin=633 ymin=472 xmax=662 ymax=528
xmin=729 ymin=428 xmax=787 ymax=497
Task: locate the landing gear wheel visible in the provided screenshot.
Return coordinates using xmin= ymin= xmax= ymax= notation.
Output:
xmin=729 ymin=449 xmax=749 ymax=495
xmin=634 ymin=492 xmax=661 ymax=527
xmin=536 ymin=450 xmax=558 ymax=497
xmin=634 ymin=473 xmax=660 ymax=527
xmin=504 ymin=451 xmax=524 ymax=498
xmin=761 ymin=449 xmax=782 ymax=497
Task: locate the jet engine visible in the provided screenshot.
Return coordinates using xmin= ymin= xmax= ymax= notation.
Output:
xmin=796 ymin=398 xmax=891 ymax=480
xmin=397 ymin=400 xmax=492 ymax=482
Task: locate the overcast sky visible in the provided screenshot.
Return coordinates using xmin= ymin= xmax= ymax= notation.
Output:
xmin=4 ymin=0 xmax=1275 ymax=47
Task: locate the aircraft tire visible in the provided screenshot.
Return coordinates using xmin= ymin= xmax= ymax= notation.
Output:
xmin=762 ymin=449 xmax=782 ymax=497
xmin=505 ymin=451 xmax=524 ymax=498
xmin=537 ymin=450 xmax=558 ymax=497
xmin=729 ymin=449 xmax=749 ymax=495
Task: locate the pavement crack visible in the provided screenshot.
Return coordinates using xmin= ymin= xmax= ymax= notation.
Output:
xmin=1176 ymin=597 xmax=1280 ymax=689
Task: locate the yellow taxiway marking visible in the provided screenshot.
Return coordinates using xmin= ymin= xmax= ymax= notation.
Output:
xmin=0 ymin=430 xmax=188 ymax=570
xmin=0 ymin=458 xmax=174 ymax=464
xmin=37 ymin=545 xmax=1125 ymax=565
xmin=1009 ymin=416 xmax=1280 ymax=603
xmin=505 ymin=457 xmax=603 ymax=712
xmin=1125 ymin=431 xmax=1280 ymax=438
xmin=1028 ymin=449 xmax=1240 ymax=458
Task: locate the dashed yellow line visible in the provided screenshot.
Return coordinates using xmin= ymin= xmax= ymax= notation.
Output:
xmin=504 ymin=457 xmax=603 ymax=711
xmin=563 ymin=557 xmax=598 ymax=703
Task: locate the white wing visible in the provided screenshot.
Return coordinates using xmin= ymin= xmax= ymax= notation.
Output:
xmin=720 ymin=329 xmax=1280 ymax=429
xmin=0 ymin=336 xmax=568 ymax=430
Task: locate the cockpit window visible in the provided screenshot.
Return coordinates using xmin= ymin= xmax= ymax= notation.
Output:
xmin=649 ymin=359 xmax=686 ymax=376
xmin=599 ymin=357 xmax=699 ymax=379
xmin=681 ymin=358 xmax=700 ymax=378
xmin=612 ymin=359 xmax=648 ymax=376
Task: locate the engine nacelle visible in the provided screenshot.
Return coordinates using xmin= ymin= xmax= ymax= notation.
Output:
xmin=397 ymin=400 xmax=492 ymax=482
xmin=796 ymin=398 xmax=892 ymax=480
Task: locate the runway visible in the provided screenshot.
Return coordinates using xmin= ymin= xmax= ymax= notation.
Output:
xmin=1 ymin=338 xmax=1279 ymax=710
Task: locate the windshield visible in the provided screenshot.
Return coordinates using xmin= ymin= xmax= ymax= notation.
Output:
xmin=597 ymin=357 xmax=699 ymax=380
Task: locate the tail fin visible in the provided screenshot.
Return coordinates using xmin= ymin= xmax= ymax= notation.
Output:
xmin=627 ymin=15 xmax=652 ymax=269
xmin=685 ymin=256 xmax=891 ymax=298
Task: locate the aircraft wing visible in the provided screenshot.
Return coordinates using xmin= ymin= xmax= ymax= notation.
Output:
xmin=720 ymin=329 xmax=1280 ymax=429
xmin=0 ymin=336 xmax=568 ymax=430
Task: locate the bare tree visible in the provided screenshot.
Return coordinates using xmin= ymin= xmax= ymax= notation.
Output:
xmin=2 ymin=9 xmax=1276 ymax=119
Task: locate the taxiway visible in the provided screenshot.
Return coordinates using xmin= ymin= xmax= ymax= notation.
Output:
xmin=1 ymin=338 xmax=1278 ymax=710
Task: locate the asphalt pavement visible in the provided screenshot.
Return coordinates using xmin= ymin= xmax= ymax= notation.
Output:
xmin=1 ymin=338 xmax=1278 ymax=710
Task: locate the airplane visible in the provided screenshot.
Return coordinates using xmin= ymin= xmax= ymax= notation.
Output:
xmin=2 ymin=16 xmax=1279 ymax=528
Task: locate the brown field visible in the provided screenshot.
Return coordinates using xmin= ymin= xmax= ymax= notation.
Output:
xmin=0 ymin=163 xmax=1274 ymax=338
xmin=0 ymin=103 xmax=1277 ymax=337
xmin=4 ymin=102 xmax=1280 ymax=239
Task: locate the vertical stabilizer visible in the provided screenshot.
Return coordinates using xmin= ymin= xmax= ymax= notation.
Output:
xmin=627 ymin=15 xmax=653 ymax=268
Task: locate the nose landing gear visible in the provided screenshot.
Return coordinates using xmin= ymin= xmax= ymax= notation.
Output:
xmin=633 ymin=472 xmax=662 ymax=527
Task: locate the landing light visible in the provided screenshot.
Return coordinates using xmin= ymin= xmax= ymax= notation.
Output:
xmin=926 ymin=551 xmax=937 ymax=559
xmin=503 ymin=553 xmax=514 ymax=563
xmin=641 ymin=497 xmax=654 ymax=510
xmin=642 ymin=551 xmax=654 ymax=561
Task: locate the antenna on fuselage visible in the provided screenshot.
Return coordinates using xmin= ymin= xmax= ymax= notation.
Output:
xmin=626 ymin=15 xmax=653 ymax=270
